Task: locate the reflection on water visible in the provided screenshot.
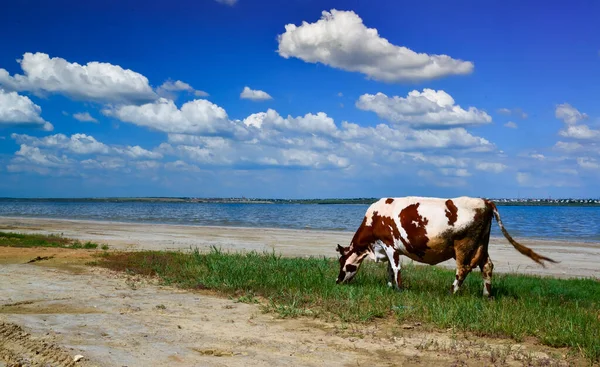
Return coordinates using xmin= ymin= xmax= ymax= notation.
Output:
xmin=0 ymin=201 xmax=599 ymax=242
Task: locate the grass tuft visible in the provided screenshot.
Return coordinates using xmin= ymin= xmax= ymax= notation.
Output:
xmin=0 ymin=231 xmax=105 ymax=250
xmin=93 ymin=247 xmax=600 ymax=363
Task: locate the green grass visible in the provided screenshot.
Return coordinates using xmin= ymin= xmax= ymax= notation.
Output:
xmin=0 ymin=231 xmax=104 ymax=250
xmin=93 ymin=247 xmax=600 ymax=363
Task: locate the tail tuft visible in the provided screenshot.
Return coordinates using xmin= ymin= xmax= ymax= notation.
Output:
xmin=486 ymin=200 xmax=558 ymax=267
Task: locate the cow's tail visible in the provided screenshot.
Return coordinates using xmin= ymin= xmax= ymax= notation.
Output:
xmin=486 ymin=200 xmax=558 ymax=267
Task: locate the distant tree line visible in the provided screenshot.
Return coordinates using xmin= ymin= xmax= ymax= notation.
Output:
xmin=1 ymin=197 xmax=599 ymax=206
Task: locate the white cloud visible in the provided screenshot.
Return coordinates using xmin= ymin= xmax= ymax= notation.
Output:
xmin=240 ymin=86 xmax=272 ymax=101
xmin=409 ymin=128 xmax=492 ymax=150
xmin=516 ymin=172 xmax=531 ymax=185
xmin=159 ymin=114 xmax=493 ymax=171
xmin=156 ymin=80 xmax=208 ymax=99
xmin=103 ymin=98 xmax=236 ymax=135
xmin=497 ymin=108 xmax=527 ymax=119
xmin=73 ymin=112 xmax=98 ymax=123
xmin=243 ymin=109 xmax=337 ymax=135
xmin=104 ymin=90 xmax=494 ymax=163
xmin=335 ymin=121 xmax=493 ymax=152
xmin=0 ymin=88 xmax=53 ymax=130
xmin=11 ymin=133 xmax=162 ymax=160
xmin=475 ymin=162 xmax=507 ymax=173
xmin=440 ymin=168 xmax=471 ymax=177
xmin=0 ymin=52 xmax=156 ymax=104
xmin=15 ymin=145 xmax=70 ymax=167
xmin=7 ymin=84 xmax=497 ymax=177
xmin=577 ymin=157 xmax=599 ymax=170
xmin=7 ymin=133 xmax=164 ymax=178
xmin=557 ymin=168 xmax=579 ymax=176
xmin=555 ymin=103 xmax=588 ymax=125
xmin=410 ymin=153 xmax=467 ymax=168
xmin=165 ymin=160 xmax=201 ymax=172
xmin=530 ymin=154 xmax=545 ymax=160
xmin=277 ymin=9 xmax=473 ymax=83
xmin=134 ymin=160 xmax=161 ymax=170
xmin=504 ymin=121 xmax=518 ymax=129
xmin=159 ymin=80 xmax=193 ymax=92
xmin=215 ymin=0 xmax=237 ymax=5
xmin=7 ymin=145 xmax=74 ymax=175
xmin=278 ymin=149 xmax=349 ymax=169
xmin=554 ymin=141 xmax=584 ymax=152
xmin=81 ymin=157 xmax=127 ymax=171
xmin=113 ymin=145 xmax=163 ymax=160
xmin=559 ymin=124 xmax=600 ymax=140
xmin=356 ymin=89 xmax=491 ymax=128
xmin=12 ymin=133 xmax=110 ymax=155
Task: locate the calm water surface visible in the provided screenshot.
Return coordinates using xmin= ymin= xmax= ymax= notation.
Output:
xmin=0 ymin=201 xmax=599 ymax=242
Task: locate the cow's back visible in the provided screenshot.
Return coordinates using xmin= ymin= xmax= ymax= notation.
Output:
xmin=365 ymin=196 xmax=487 ymax=242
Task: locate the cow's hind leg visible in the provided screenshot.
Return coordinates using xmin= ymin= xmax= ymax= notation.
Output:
xmin=480 ymin=256 xmax=494 ymax=297
xmin=451 ymin=264 xmax=473 ymax=294
xmin=451 ymin=240 xmax=483 ymax=294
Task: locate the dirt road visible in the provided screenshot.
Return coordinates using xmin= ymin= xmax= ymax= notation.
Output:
xmin=0 ymin=248 xmax=583 ymax=367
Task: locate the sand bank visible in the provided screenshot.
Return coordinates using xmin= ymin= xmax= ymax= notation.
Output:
xmin=1 ymin=252 xmax=579 ymax=367
xmin=1 ymin=216 xmax=598 ymax=279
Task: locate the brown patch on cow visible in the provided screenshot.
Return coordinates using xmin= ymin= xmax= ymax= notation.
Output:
xmin=485 ymin=282 xmax=491 ymax=295
xmin=342 ymin=210 xmax=403 ymax=267
xmin=347 ymin=217 xmax=370 ymax=251
xmin=444 ymin=199 xmax=458 ymax=226
xmin=393 ymin=251 xmax=400 ymax=267
xmin=385 ymin=198 xmax=394 ymax=204
xmin=404 ymin=236 xmax=454 ymax=265
xmin=473 ymin=206 xmax=488 ymax=223
xmin=345 ymin=264 xmax=357 ymax=272
xmin=399 ymin=203 xmax=430 ymax=257
xmin=369 ymin=211 xmax=400 ymax=248
xmin=396 ymin=271 xmax=402 ymax=288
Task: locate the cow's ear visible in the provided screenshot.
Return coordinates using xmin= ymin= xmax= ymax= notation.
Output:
xmin=336 ymin=244 xmax=345 ymax=254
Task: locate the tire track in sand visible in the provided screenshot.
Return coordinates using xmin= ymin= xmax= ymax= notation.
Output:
xmin=0 ymin=321 xmax=93 ymax=367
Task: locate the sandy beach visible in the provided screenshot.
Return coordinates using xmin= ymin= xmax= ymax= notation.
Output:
xmin=0 ymin=216 xmax=598 ymax=366
xmin=1 ymin=216 xmax=598 ymax=279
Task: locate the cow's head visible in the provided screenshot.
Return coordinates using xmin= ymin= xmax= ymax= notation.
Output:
xmin=335 ymin=244 xmax=368 ymax=284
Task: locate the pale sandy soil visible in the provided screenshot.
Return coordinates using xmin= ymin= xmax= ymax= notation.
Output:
xmin=1 ymin=216 xmax=599 ymax=279
xmin=0 ymin=248 xmax=585 ymax=367
xmin=0 ymin=217 xmax=598 ymax=366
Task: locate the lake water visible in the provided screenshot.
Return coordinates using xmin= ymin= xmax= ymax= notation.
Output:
xmin=0 ymin=201 xmax=599 ymax=242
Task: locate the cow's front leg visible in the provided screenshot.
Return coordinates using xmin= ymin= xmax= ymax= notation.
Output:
xmin=386 ymin=261 xmax=395 ymax=288
xmin=385 ymin=248 xmax=402 ymax=291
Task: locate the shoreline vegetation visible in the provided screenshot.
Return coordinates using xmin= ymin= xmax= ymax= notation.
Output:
xmin=1 ymin=197 xmax=600 ymax=206
xmin=0 ymin=231 xmax=108 ymax=250
xmin=1 ymin=231 xmax=598 ymax=363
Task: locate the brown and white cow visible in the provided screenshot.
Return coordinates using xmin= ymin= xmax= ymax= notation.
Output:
xmin=335 ymin=196 xmax=556 ymax=296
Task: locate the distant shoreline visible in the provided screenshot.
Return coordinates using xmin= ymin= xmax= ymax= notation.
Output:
xmin=1 ymin=197 xmax=600 ymax=206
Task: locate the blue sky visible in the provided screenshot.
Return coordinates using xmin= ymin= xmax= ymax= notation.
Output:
xmin=1 ymin=0 xmax=599 ymax=199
